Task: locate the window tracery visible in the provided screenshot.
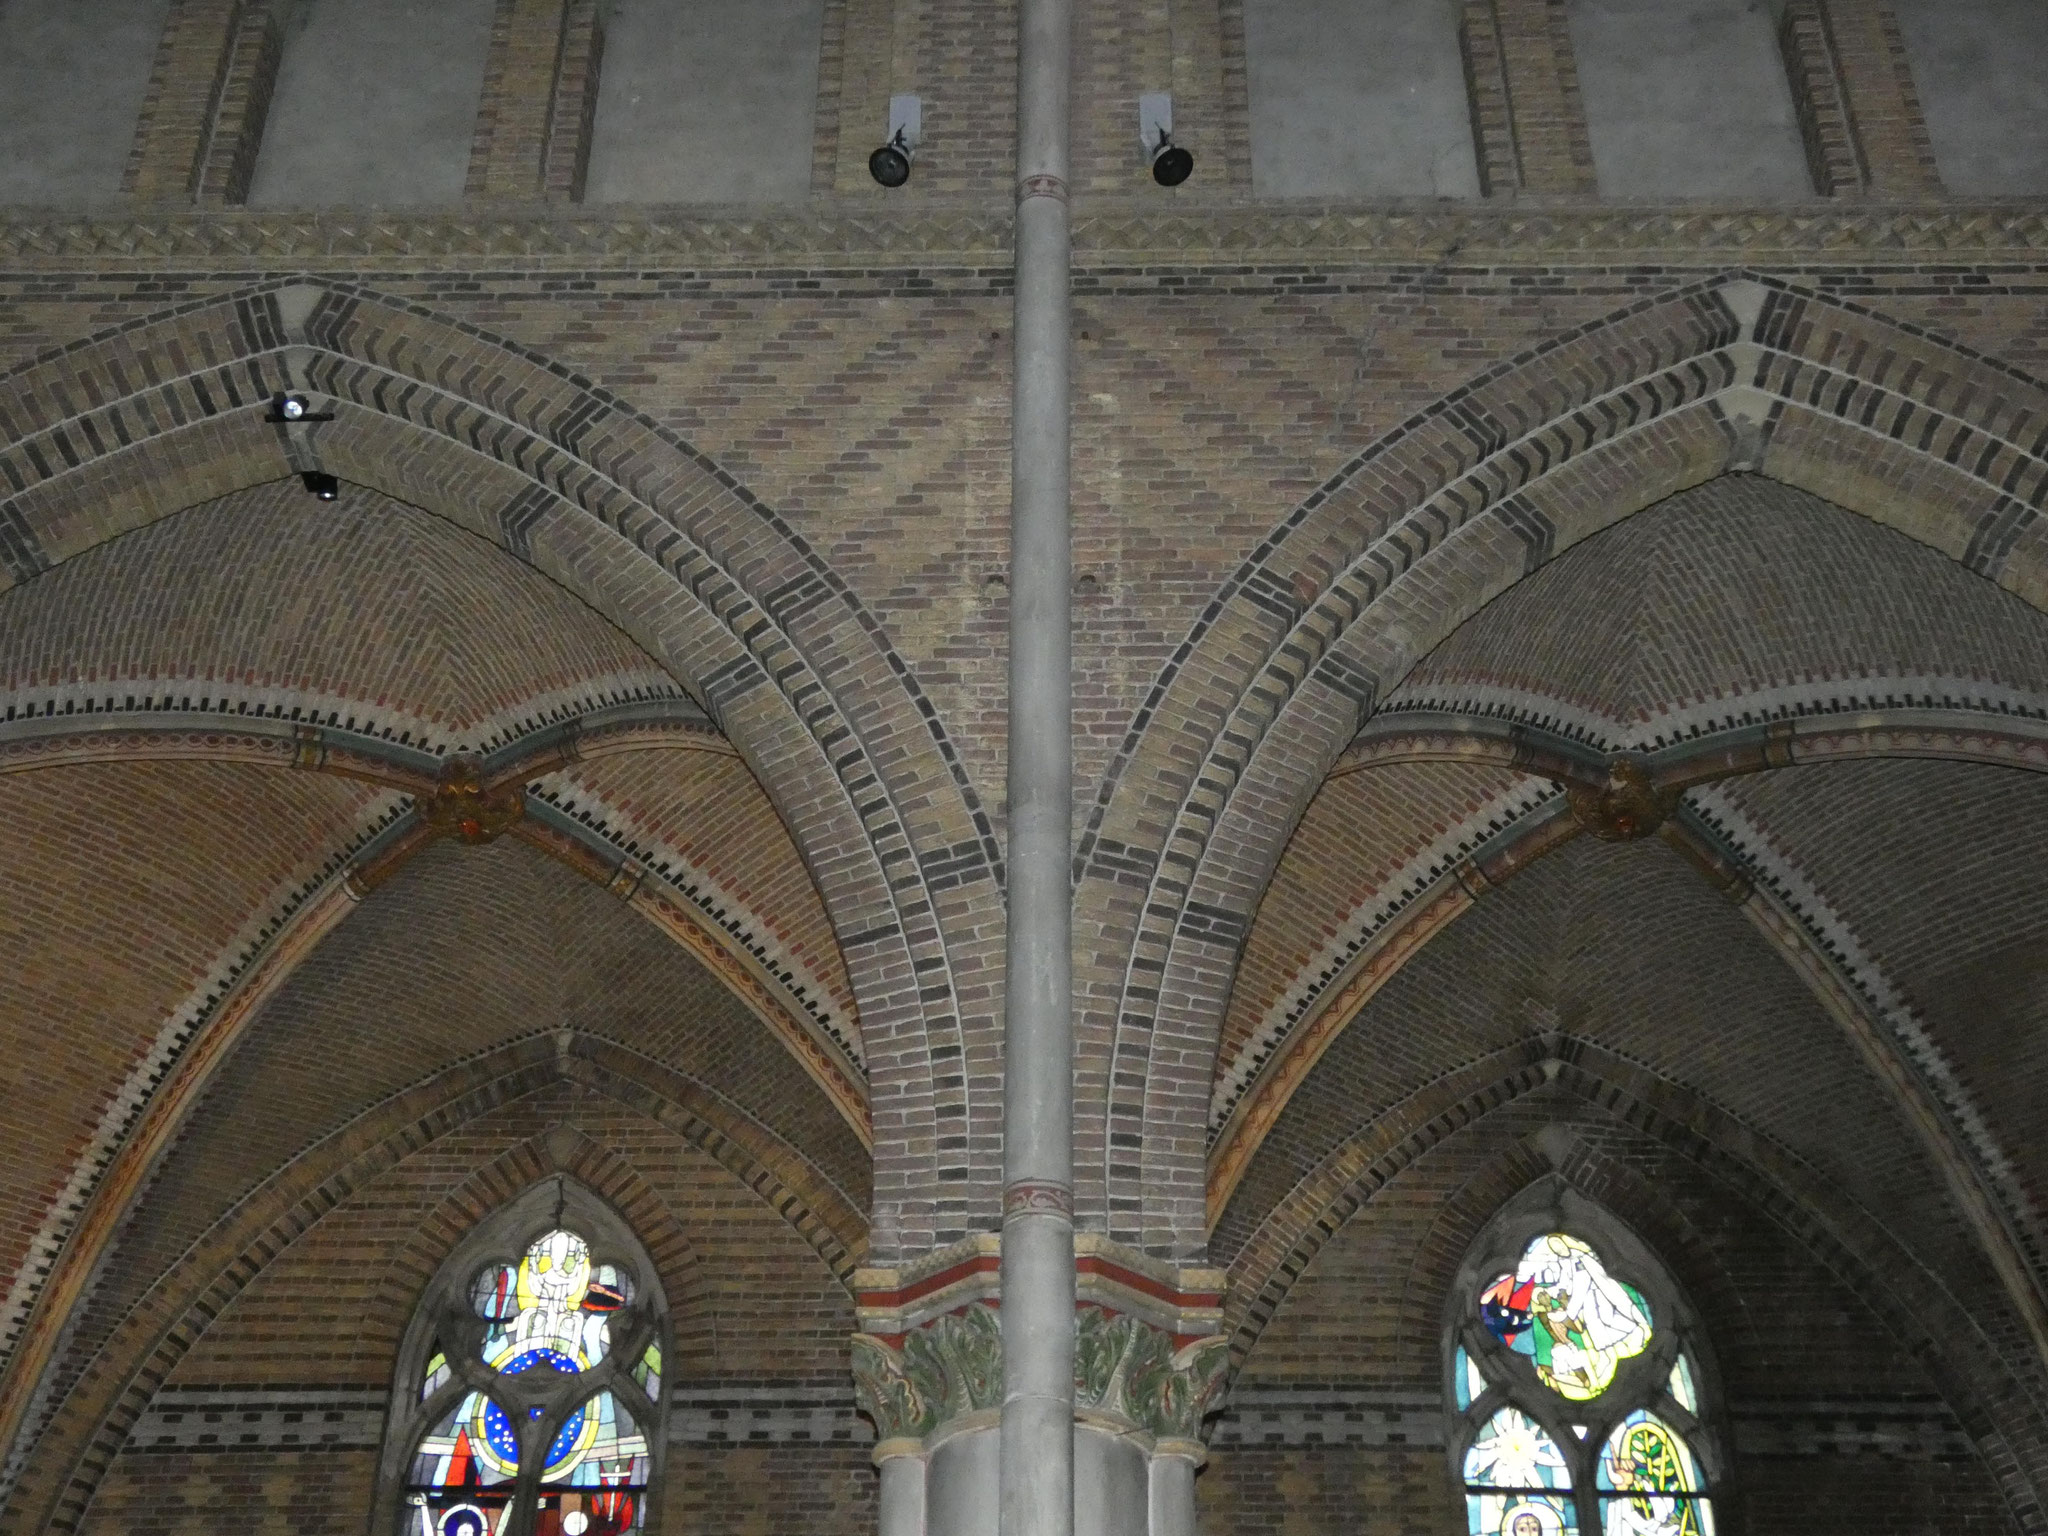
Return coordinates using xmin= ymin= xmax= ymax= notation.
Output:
xmin=380 ymin=1182 xmax=668 ymax=1536
xmin=1448 ymin=1192 xmax=1721 ymax=1536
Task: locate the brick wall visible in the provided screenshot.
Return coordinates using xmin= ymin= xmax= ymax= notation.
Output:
xmin=2 ymin=9 xmax=2048 ymax=1522
xmin=1210 ymin=1095 xmax=2024 ymax=1534
xmin=63 ymin=1082 xmax=867 ymax=1531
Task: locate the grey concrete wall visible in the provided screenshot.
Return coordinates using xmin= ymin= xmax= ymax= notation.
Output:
xmin=1244 ymin=0 xmax=1480 ymax=200
xmin=585 ymin=0 xmax=823 ymax=204
xmin=246 ymin=0 xmax=496 ymax=208
xmin=1894 ymin=0 xmax=2048 ymax=196
xmin=1567 ymin=0 xmax=1811 ymax=201
xmin=0 ymin=0 xmax=169 ymax=207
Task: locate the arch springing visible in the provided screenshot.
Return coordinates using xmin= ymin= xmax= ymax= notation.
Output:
xmin=380 ymin=1181 xmax=669 ymax=1536
xmin=1448 ymin=1187 xmax=1721 ymax=1536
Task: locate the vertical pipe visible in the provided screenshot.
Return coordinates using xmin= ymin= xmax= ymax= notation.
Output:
xmin=1001 ymin=0 xmax=1074 ymax=1533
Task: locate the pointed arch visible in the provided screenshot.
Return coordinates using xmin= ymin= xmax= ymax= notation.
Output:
xmin=0 ymin=277 xmax=1001 ymax=1256
xmin=1446 ymin=1182 xmax=1726 ymax=1536
xmin=3 ymin=1033 xmax=863 ymax=1535
xmin=1073 ymin=271 xmax=2048 ymax=1260
xmin=1220 ymin=1046 xmax=2048 ymax=1532
xmin=1203 ymin=705 xmax=2048 ymax=1331
xmin=375 ymin=1175 xmax=673 ymax=1536
xmin=369 ymin=1128 xmax=715 ymax=1380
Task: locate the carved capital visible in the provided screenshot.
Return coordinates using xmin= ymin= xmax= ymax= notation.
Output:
xmin=1074 ymin=1306 xmax=1229 ymax=1441
xmin=851 ymin=1303 xmax=1004 ymax=1443
xmin=854 ymin=1301 xmax=1228 ymax=1450
xmin=419 ymin=755 xmax=525 ymax=844
xmin=851 ymin=1331 xmax=936 ymax=1442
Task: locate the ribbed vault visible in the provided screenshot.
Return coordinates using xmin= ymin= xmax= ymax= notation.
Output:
xmin=1079 ymin=274 xmax=2048 ymax=1266
xmin=1215 ymin=468 xmax=2048 ymax=1526
xmin=0 ymin=470 xmax=872 ymax=1519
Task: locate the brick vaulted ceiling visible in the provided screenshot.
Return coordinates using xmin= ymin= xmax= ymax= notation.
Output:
xmin=0 ymin=478 xmax=865 ymax=1427
xmin=1215 ymin=474 xmax=2048 ymax=1361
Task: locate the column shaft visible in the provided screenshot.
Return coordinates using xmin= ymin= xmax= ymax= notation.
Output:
xmin=1001 ymin=0 xmax=1075 ymax=1535
xmin=879 ymin=1452 xmax=929 ymax=1536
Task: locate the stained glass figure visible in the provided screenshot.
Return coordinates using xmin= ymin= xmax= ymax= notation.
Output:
xmin=1480 ymin=1234 xmax=1653 ymax=1401
xmin=405 ymin=1228 xmax=654 ymax=1536
xmin=1465 ymin=1406 xmax=1577 ymax=1535
xmin=1596 ymin=1411 xmax=1712 ymax=1536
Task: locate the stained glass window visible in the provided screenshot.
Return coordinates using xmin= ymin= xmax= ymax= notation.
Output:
xmin=1597 ymin=1412 xmax=1713 ymax=1536
xmin=1666 ymin=1356 xmax=1697 ymax=1416
xmin=1455 ymin=1346 xmax=1488 ymax=1411
xmin=387 ymin=1205 xmax=666 ymax=1536
xmin=1450 ymin=1218 xmax=1717 ymax=1536
xmin=1481 ymin=1234 xmax=1654 ymax=1401
xmin=1464 ymin=1407 xmax=1579 ymax=1535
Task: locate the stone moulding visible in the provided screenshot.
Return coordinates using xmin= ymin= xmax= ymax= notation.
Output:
xmin=0 ymin=202 xmax=2043 ymax=268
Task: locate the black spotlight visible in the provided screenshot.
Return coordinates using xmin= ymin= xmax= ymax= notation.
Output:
xmin=267 ymin=392 xmax=334 ymax=423
xmin=869 ymin=130 xmax=914 ymax=188
xmin=300 ymin=470 xmax=340 ymax=501
xmin=1149 ymin=133 xmax=1194 ymax=187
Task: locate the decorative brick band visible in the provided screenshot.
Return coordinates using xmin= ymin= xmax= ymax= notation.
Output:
xmin=0 ymin=205 xmax=2044 ymax=269
xmin=119 ymin=1385 xmax=878 ymax=1454
xmin=1208 ymin=1385 xmax=1974 ymax=1459
xmin=113 ymin=1381 xmax=1978 ymax=1459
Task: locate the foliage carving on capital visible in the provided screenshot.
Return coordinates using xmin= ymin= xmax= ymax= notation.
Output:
xmin=850 ymin=1332 xmax=933 ymax=1441
xmin=1074 ymin=1306 xmax=1230 ymax=1440
xmin=851 ymin=1303 xmax=1004 ymax=1441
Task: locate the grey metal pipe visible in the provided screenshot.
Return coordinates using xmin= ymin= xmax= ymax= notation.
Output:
xmin=1000 ymin=0 xmax=1075 ymax=1531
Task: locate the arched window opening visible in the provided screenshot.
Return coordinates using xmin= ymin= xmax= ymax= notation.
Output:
xmin=380 ymin=1181 xmax=669 ymax=1536
xmin=1448 ymin=1189 xmax=1722 ymax=1536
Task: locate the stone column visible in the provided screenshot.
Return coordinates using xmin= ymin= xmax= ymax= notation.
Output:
xmin=853 ymin=1242 xmax=1228 ymax=1536
xmin=1004 ymin=0 xmax=1076 ymax=1531
xmin=878 ymin=1444 xmax=930 ymax=1536
xmin=1146 ymin=1447 xmax=1199 ymax=1536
